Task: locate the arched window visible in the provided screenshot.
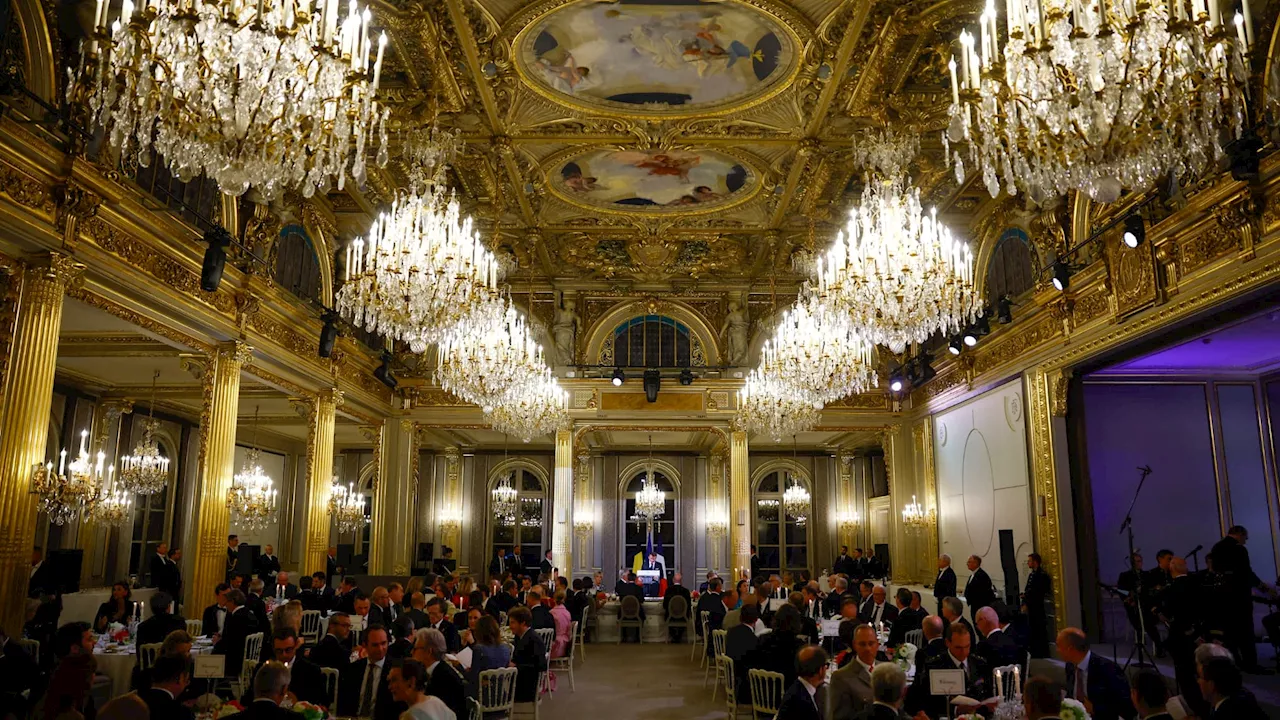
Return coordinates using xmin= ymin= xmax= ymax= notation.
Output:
xmin=489 ymin=466 xmax=548 ymax=571
xmin=621 ymin=470 xmax=677 ymax=571
xmin=985 ymin=228 xmax=1037 ymax=306
xmin=274 ymin=225 xmax=324 ymax=303
xmin=754 ymin=469 xmax=809 ymax=575
xmin=609 ymin=315 xmax=693 ymax=367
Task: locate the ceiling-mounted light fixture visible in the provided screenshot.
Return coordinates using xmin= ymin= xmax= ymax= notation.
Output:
xmin=1051 ymin=260 xmax=1072 ymax=293
xmin=612 ymin=367 xmax=625 ymax=387
xmin=201 ymin=226 xmax=232 ymax=292
xmin=1122 ymin=214 xmax=1146 ymax=249
xmin=643 ymin=368 xmax=661 ymax=403
xmin=318 ymin=311 xmax=339 ymax=358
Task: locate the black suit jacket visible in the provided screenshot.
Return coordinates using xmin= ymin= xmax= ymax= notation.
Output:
xmin=934 ymin=567 xmax=957 ymax=601
xmin=149 ymin=554 xmax=172 ymax=589
xmin=245 ymin=593 xmax=270 ymax=634
xmin=834 ymin=554 xmax=855 ymax=578
xmin=426 ymin=659 xmax=467 ymax=718
xmin=1065 ymin=653 xmax=1137 ymax=720
xmin=214 ymin=607 xmax=260 ymax=676
xmin=1208 ymin=691 xmax=1268 ymax=720
xmin=430 ymin=618 xmax=463 ymax=653
xmin=696 ymin=593 xmax=726 ymax=634
xmin=326 ymin=555 xmax=338 ymax=579
xmin=905 ymin=652 xmax=990 ymax=718
xmin=141 ymin=687 xmax=195 ymax=720
xmin=530 ymin=605 xmax=555 ymax=631
xmin=886 ymin=607 xmax=924 ymax=647
xmin=225 ymin=699 xmax=301 ymax=720
xmin=0 ymin=637 xmax=38 ymax=698
xmin=860 ymin=602 xmax=898 ymax=627
xmin=488 ymin=557 xmax=505 ymax=578
xmin=242 ymin=657 xmax=327 ymax=707
xmin=540 ymin=559 xmax=553 ymax=576
xmin=724 ymin=623 xmax=758 ymax=692
xmin=301 ymin=585 xmax=335 ymax=615
xmin=136 ymin=612 xmax=187 ymax=648
xmin=851 ymin=705 xmax=911 ymax=720
xmin=338 ymin=658 xmax=404 ymax=720
xmin=369 ymin=603 xmax=398 ymax=634
xmin=975 ymin=627 xmax=1024 ymax=671
xmin=334 ymin=591 xmax=357 ymax=615
xmin=511 ymin=629 xmax=547 ymax=702
xmin=1023 ymin=568 xmax=1051 ymax=608
xmin=919 ymin=638 xmax=947 ymax=666
xmin=202 ymin=603 xmax=226 ymax=637
xmin=776 ymin=679 xmax=822 ymax=720
xmin=256 ymin=554 xmax=281 ymax=582
xmin=267 ymin=582 xmax=299 ymax=602
xmin=506 ymin=554 xmax=525 ymax=577
xmin=750 ymin=554 xmax=762 ymax=581
xmin=310 ymin=633 xmax=352 ymax=671
xmin=964 ymin=568 xmax=997 ymax=611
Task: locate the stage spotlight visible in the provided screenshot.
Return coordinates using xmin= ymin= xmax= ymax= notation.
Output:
xmin=1226 ymin=129 xmax=1262 ymax=182
xmin=948 ymin=336 xmax=963 ymax=355
xmin=889 ymin=373 xmax=904 ymax=393
xmin=1051 ymin=260 xmax=1071 ymax=292
xmin=374 ymin=351 xmax=397 ymax=389
xmin=679 ymin=368 xmax=694 ymax=386
xmin=201 ymin=226 xmax=233 ymax=292
xmin=997 ymin=295 xmax=1014 ymax=324
xmin=962 ymin=315 xmax=990 ymax=347
xmin=643 ymin=368 xmax=661 ymax=403
xmin=318 ymin=312 xmax=339 ymax=358
xmin=611 ymin=367 xmax=625 ymax=386
xmin=1122 ymin=214 xmax=1145 ymax=248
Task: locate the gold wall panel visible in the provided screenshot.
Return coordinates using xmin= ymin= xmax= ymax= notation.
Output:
xmin=600 ymin=391 xmax=704 ymax=412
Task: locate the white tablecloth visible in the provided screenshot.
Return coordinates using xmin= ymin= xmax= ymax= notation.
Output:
xmin=93 ymin=637 xmax=214 ymax=697
xmin=63 ymin=587 xmax=159 ymax=626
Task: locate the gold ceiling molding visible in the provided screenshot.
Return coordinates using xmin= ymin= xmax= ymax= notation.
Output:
xmin=66 ymin=286 xmax=213 ymax=353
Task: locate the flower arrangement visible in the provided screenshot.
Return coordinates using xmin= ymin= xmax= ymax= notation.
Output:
xmin=1059 ymin=698 xmax=1091 ymax=720
xmin=213 ymin=700 xmax=244 ymax=719
xmin=290 ymin=700 xmax=330 ymax=720
xmin=595 ymin=591 xmax=607 ymax=601
xmin=691 ymin=590 xmax=700 ymax=600
xmin=892 ymin=642 xmax=917 ymax=670
xmin=105 ymin=622 xmax=129 ymax=644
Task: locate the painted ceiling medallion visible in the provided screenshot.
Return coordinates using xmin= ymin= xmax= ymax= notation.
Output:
xmin=549 ymin=147 xmax=757 ymax=214
xmin=514 ymin=0 xmax=798 ymax=117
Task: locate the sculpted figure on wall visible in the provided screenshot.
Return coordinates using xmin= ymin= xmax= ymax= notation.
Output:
xmin=721 ymin=293 xmax=749 ymax=366
xmin=553 ymin=290 xmax=580 ymax=366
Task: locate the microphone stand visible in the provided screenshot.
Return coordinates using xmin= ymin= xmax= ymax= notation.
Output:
xmin=1119 ymin=465 xmax=1158 ymax=671
xmin=1186 ymin=545 xmax=1203 ymax=573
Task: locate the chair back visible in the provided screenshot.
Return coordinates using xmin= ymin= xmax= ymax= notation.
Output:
xmin=466 ymin=697 xmax=482 ymax=720
xmin=668 ymin=595 xmax=688 ymax=621
xmin=138 ymin=642 xmax=163 ymax=671
xmin=300 ymin=610 xmax=322 ymax=642
xmin=720 ymin=655 xmax=738 ymax=704
xmin=699 ymin=609 xmax=710 ymax=636
xmin=185 ymin=619 xmax=203 ymax=638
xmin=747 ymin=669 xmax=785 ymax=717
xmin=620 ymin=595 xmax=641 ymax=619
xmin=243 ymin=631 xmax=264 ymax=666
xmin=477 ymin=667 xmax=519 ymax=713
xmin=904 ymin=629 xmax=924 ymax=648
xmin=16 ymin=638 xmax=39 ymax=665
xmin=712 ymin=629 xmax=727 ymax=658
xmin=319 ymin=666 xmax=339 ymax=709
xmin=534 ymin=627 xmax=556 ymax=656
xmin=565 ymin=621 xmax=578 ymax=660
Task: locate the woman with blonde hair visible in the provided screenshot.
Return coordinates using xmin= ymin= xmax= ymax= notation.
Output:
xmin=455 ymin=575 xmax=475 ymax=607
xmin=405 ymin=575 xmax=424 ymax=600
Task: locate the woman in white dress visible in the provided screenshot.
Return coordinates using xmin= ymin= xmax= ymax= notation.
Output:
xmin=388 ymin=659 xmax=457 ymax=720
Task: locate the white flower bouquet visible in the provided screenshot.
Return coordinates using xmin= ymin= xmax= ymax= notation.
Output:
xmin=892 ymin=642 xmax=917 ymax=671
xmin=1060 ymin=698 xmax=1092 ymax=720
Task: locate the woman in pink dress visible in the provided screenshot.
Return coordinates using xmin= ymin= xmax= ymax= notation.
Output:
xmin=547 ymin=589 xmax=573 ymax=691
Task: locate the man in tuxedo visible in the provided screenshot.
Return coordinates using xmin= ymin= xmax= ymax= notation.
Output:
xmin=963 ymin=555 xmax=996 ymax=624
xmin=245 ymin=579 xmax=271 ymax=633
xmin=150 ymin=542 xmax=173 ymax=590
xmin=228 ymin=661 xmax=295 ymax=720
xmin=905 ymin=623 xmax=990 ymax=718
xmin=269 ymin=571 xmax=298 ymax=602
xmin=853 ymin=663 xmax=912 ymax=720
xmin=663 ymin=572 xmax=692 ymax=641
xmin=404 ymin=592 xmax=430 ymax=632
xmin=136 ymin=591 xmax=186 ymax=647
xmin=302 ymin=571 xmax=334 ymax=615
xmin=851 ymin=548 xmax=866 ymax=582
xmin=506 ymin=544 xmax=526 ymax=578
xmin=214 ymin=589 xmax=260 ymax=677
xmin=865 ymin=550 xmax=883 ymax=581
xmin=334 ymin=577 xmax=359 ymax=614
xmin=508 ymin=606 xmax=547 ymax=704
xmin=255 ymin=545 xmax=281 ymax=583
xmin=424 ymin=596 xmax=462 ymax=652
xmin=974 ymin=606 xmax=1022 ymax=672
xmin=616 ymin=573 xmax=647 ymax=626
xmin=1211 ymin=525 xmax=1276 ymax=671
xmin=886 ymin=588 xmax=923 ymax=649
xmin=861 ymin=586 xmax=898 ymax=629
xmin=775 ymin=644 xmax=827 ymax=720
xmin=410 ymin=627 xmax=466 ymax=719
xmin=202 ymin=582 xmax=231 ymax=637
xmin=725 ymin=603 xmax=760 ymax=693
xmin=825 ymin=577 xmax=851 ymax=618
xmin=749 ymin=545 xmax=762 ymax=581
xmin=1129 ymin=668 xmax=1173 ymax=720
xmin=856 ymin=581 xmax=875 ymax=620
xmin=245 ymin=627 xmax=327 ymax=706
xmin=369 ymin=586 xmax=399 ymax=633
xmin=918 ymin=615 xmax=946 ymax=665
xmin=1021 ymin=552 xmax=1052 ymax=658
xmin=1198 ymin=656 xmax=1268 ymax=719
xmin=310 ymin=612 xmax=353 ymax=671
xmin=338 ymin=624 xmax=404 ymax=720
xmin=326 ymin=546 xmax=338 ymax=581
xmin=828 ymin=623 xmax=880 ymax=720
xmin=941 ymin=597 xmax=977 ymax=642
xmin=1023 ymin=676 xmax=1066 ymax=720
xmin=141 ymin=652 xmax=195 ymax=720
xmin=540 ymin=549 xmax=554 ymax=577
xmin=933 ymin=554 xmax=957 ymax=614
xmin=835 ymin=546 xmax=856 ymax=578
xmin=227 ymin=535 xmax=240 ymax=583
xmin=1059 ymin=627 xmax=1136 ymax=720
xmin=696 ymin=578 xmax=727 ymax=637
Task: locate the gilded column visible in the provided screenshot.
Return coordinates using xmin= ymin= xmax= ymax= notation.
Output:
xmin=551 ymin=429 xmax=574 ymax=574
xmin=913 ymin=420 xmax=940 ymax=585
xmin=708 ymin=446 xmax=728 ymax=573
xmin=0 ymin=254 xmax=83 ymax=633
xmin=882 ymin=425 xmax=905 ymax=585
xmin=729 ymin=430 xmax=750 ymax=579
xmin=1026 ymin=368 xmax=1071 ymax=630
xmin=301 ymin=388 xmax=341 ymax=575
xmin=442 ymin=447 xmax=461 ymax=551
xmin=573 ymin=448 xmax=592 ymax=574
xmin=369 ymin=418 xmax=415 ymax=575
xmin=837 ymin=454 xmax=855 ymax=552
xmin=188 ymin=341 xmax=253 ymax=613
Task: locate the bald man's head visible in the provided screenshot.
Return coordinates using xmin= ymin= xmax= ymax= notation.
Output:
xmin=975 ymin=606 xmax=999 ymax=635
xmin=1170 ymin=557 xmax=1188 ymax=577
xmin=922 ymin=615 xmax=944 ymax=640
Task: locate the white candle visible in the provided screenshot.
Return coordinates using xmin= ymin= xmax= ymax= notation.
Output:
xmin=948 ymin=57 xmax=960 ymax=104
xmin=58 ymin=450 xmax=66 ymax=476
xmin=1242 ymin=0 xmax=1254 ymax=43
xmin=95 ymin=0 xmax=106 ymax=30
xmin=1208 ymin=0 xmax=1219 ymax=29
xmin=284 ymin=0 xmax=294 ymax=27
xmin=360 ymin=7 xmax=370 ymax=67
xmin=959 ymin=31 xmax=973 ymax=89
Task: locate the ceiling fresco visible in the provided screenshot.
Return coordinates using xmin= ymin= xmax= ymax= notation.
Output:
xmin=548 ymin=147 xmax=757 ymax=213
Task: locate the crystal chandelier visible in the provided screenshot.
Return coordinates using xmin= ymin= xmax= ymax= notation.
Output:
xmin=339 ymin=185 xmax=502 ymax=352
xmin=735 ymin=368 xmax=823 ymax=442
xmin=436 ymin=295 xmax=549 ymax=412
xmin=492 ymin=472 xmax=518 ymax=524
xmin=759 ymin=290 xmax=878 ymax=405
xmin=89 ymin=480 xmax=133 ymax=528
xmin=77 ymin=0 xmax=390 ymax=199
xmin=757 ymin=498 xmax=780 ymax=522
xmin=486 ymin=367 xmax=569 ymax=442
xmin=902 ymin=494 xmax=934 ymax=532
xmin=31 ymin=430 xmax=106 ymax=526
xmin=633 ymin=435 xmax=665 ymax=525
xmin=119 ymin=371 xmax=169 ymax=495
xmin=227 ymin=408 xmax=276 ymax=531
xmin=328 ymin=478 xmax=368 ymax=535
xmin=520 ymin=498 xmax=543 ymax=528
xmin=946 ymin=0 xmax=1251 ymax=204
xmin=815 ymin=131 xmax=978 ymax=353
xmin=782 ymin=475 xmax=811 ymax=525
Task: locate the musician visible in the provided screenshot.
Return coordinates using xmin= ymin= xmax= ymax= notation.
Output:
xmin=1118 ymin=553 xmax=1160 ymax=655
xmin=1021 ymin=553 xmax=1052 ymax=658
xmin=1210 ymin=525 xmax=1277 ymax=672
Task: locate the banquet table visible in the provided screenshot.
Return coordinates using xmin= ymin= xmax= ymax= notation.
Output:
xmin=63 ymin=587 xmax=159 ymax=626
xmin=594 ymin=598 xmax=668 ymax=643
xmin=92 ymin=635 xmax=214 ymax=697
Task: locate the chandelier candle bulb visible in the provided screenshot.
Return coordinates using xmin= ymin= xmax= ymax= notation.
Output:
xmin=949 ymin=57 xmax=959 ymax=104
xmin=373 ymin=33 xmax=386 ymax=92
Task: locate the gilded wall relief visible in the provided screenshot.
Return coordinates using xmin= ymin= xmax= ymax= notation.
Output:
xmin=549 ymin=147 xmax=756 ymax=213
xmin=513 ymin=0 xmax=800 ymax=117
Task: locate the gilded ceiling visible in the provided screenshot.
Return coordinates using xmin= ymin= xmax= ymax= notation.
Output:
xmin=338 ymin=0 xmax=993 ymax=291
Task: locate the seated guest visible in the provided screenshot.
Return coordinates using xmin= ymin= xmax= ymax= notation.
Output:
xmin=885 ymin=588 xmax=923 ymax=649
xmin=918 ymin=615 xmax=946 ymax=665
xmin=862 ymin=586 xmax=897 ymax=630
xmin=486 ymin=580 xmax=520 ymax=619
xmin=508 ymin=606 xmax=547 ymax=705
xmin=244 ymin=626 xmax=327 ymax=707
xmin=310 ymin=611 xmax=353 ymax=671
xmin=0 ymin=623 xmax=39 ymax=713
xmin=333 ymin=577 xmax=359 ymax=615
xmin=270 ymin=571 xmax=299 ymax=602
xmin=43 ymin=622 xmax=97 ymax=720
xmin=466 ymin=615 xmax=512 ymax=701
xmin=224 ymin=661 xmax=294 ymax=720
xmin=213 ymin=589 xmax=260 ymax=678
xmin=802 ymin=583 xmax=823 ymax=620
xmin=388 ymin=659 xmax=454 ymax=720
xmin=406 ymin=592 xmax=430 ymax=632
xmin=93 ymin=582 xmax=133 ymax=633
xmin=940 ymin=596 xmax=976 ymax=641
xmin=142 ymin=652 xmax=195 ymax=720
xmin=550 ymin=591 xmax=572 ymax=657
xmin=662 ymin=572 xmax=692 ymax=642
xmin=203 ymin=583 xmax=231 ymax=637
xmin=409 ymin=627 xmax=466 ymax=719
xmin=825 ymin=577 xmax=851 ymax=618
xmin=1130 ymin=668 xmax=1173 ymax=720
xmin=855 ymin=581 xmax=875 ymax=620
xmin=974 ymin=606 xmax=1022 ymax=673
xmin=752 ymin=604 xmax=809 ymax=688
xmin=1198 ymin=656 xmax=1268 ymax=719
xmin=369 ymin=587 xmax=398 ymax=631
xmin=1024 ymin=675 xmax=1065 ymax=720
xmin=775 ymin=644 xmax=829 ymax=720
xmin=726 ymin=603 xmax=760 ymax=694
xmin=425 ymin=597 xmax=462 ymax=653
xmin=1059 ymin=627 xmax=1135 ymax=720
xmin=833 ymin=619 xmax=859 ymax=669
xmin=616 ymin=573 xmax=646 ymax=621
xmin=338 ymin=624 xmax=404 ymax=720
xmin=353 ymin=595 xmax=372 ymax=632
xmin=136 ymin=591 xmax=185 ymax=648
xmin=246 ymin=579 xmax=270 ymax=632
xmin=905 ymin=622 xmax=989 ymax=718
xmin=828 ymin=623 xmax=880 ymax=720
xmin=839 ymin=595 xmax=861 ymax=625
xmin=458 ymin=607 xmax=483 ymax=648
xmin=526 ymin=588 xmax=554 ymax=631
xmin=852 ymin=663 xmax=912 ymax=720
xmin=696 ymin=578 xmax=726 ymax=638
xmin=309 ymin=571 xmax=335 ymax=615
xmin=788 ymin=592 xmax=820 ymax=644
xmin=388 ymin=615 xmax=417 ymax=660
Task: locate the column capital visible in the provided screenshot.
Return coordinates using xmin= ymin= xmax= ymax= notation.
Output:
xmin=290 ymin=397 xmax=315 ymax=419
xmin=322 ymin=387 xmax=345 ymax=408
xmin=25 ymin=251 xmax=85 ymax=289
xmin=216 ymin=340 xmax=254 ymax=366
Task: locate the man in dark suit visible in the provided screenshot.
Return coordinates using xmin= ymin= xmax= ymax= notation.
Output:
xmin=1129 ymin=668 xmax=1173 ymax=720
xmin=486 ymin=580 xmax=520 ymax=619
xmin=1059 ymin=627 xmax=1136 ymax=720
xmin=1023 ymin=676 xmax=1066 ymax=720
xmin=918 ymin=615 xmax=947 ymax=666
xmin=865 ymin=550 xmax=884 ymax=581
xmin=662 ymin=571 xmax=692 ymax=641
xmin=851 ymin=663 xmax=913 ymax=720
xmin=775 ymin=644 xmax=828 ymax=720
xmin=508 ymin=606 xmax=546 ymax=704
xmin=1021 ymin=552 xmax=1052 ymax=658
xmin=244 ymin=627 xmax=327 ymax=706
xmin=0 ymin=623 xmax=39 ymax=711
xmin=974 ymin=606 xmax=1022 ymax=673
xmin=245 ymin=579 xmax=270 ymax=633
xmin=142 ymin=652 xmax=195 ymax=720
xmin=149 ymin=542 xmax=174 ymax=590
xmin=1211 ymin=525 xmax=1276 ymax=671
xmin=326 ymin=547 xmax=338 ymax=581
xmin=268 ymin=571 xmax=298 ymax=602
xmin=696 ymin=577 xmax=726 ymax=641
xmin=423 ymin=596 xmax=462 ymax=653
xmin=855 ymin=581 xmax=875 ymax=621
xmin=255 ymin=545 xmax=281 ymax=583
xmin=616 ymin=573 xmax=647 ymax=625
xmin=202 ymin=582 xmax=230 ymax=637
xmin=749 ymin=545 xmax=762 ymax=582
xmin=886 ymin=588 xmax=924 ymax=649
xmin=27 ymin=547 xmax=55 ymax=598
xmin=725 ymin=603 xmax=760 ymax=694
xmin=227 ymin=535 xmax=241 ymax=584
xmin=860 ymin=586 xmax=898 ymax=629
xmin=941 ymin=597 xmax=977 ymax=642
xmin=333 ymin=577 xmax=359 ymax=615
xmin=369 ymin=586 xmax=399 ymax=634
xmin=834 ymin=546 xmax=855 ymax=579
xmin=933 ymin=554 xmax=957 ymax=615
xmin=905 ymin=622 xmax=990 ymax=718
xmin=824 ymin=577 xmax=852 ymax=618
xmin=311 ymin=612 xmax=354 ymax=671
xmin=214 ymin=589 xmax=260 ymax=677
xmin=506 ymin=545 xmax=526 ymax=578
xmin=338 ymin=625 xmax=403 ymax=720
xmin=1198 ymin=656 xmax=1269 ymax=719
xmin=539 ymin=549 xmax=554 ymax=578
xmin=963 ymin=555 xmax=996 ymax=624
xmin=136 ymin=591 xmax=186 ymax=648
xmin=410 ymin=627 xmax=467 ymax=719
xmin=301 ymin=571 xmax=334 ymax=615
xmin=227 ymin=660 xmax=297 ymax=720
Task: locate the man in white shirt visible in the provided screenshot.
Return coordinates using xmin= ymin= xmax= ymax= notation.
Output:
xmin=411 ymin=627 xmax=465 ymax=718
xmin=865 ymin=585 xmax=899 ymax=629
xmin=339 ymin=625 xmax=405 ymax=719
